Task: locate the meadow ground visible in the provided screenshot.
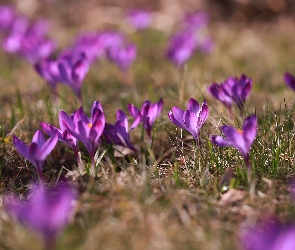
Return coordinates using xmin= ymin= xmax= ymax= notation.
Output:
xmin=0 ymin=1 xmax=295 ymax=249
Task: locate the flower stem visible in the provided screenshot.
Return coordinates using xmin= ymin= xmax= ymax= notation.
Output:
xmin=244 ymin=155 xmax=252 ymax=186
xmin=91 ymin=156 xmax=96 ymax=177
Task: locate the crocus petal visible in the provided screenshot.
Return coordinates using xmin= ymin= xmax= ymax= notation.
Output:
xmin=130 ymin=115 xmax=141 ymax=130
xmin=13 ymin=135 xmax=28 ymax=158
xmin=59 ymin=111 xmax=75 ymax=133
xmin=74 ymin=107 xmax=91 ymax=125
xmin=210 ymin=135 xmax=231 ymax=147
xmin=168 ymin=107 xmax=186 ymax=129
xmin=242 ymin=114 xmax=257 ymax=146
xmin=91 ymin=101 xmax=103 ymax=119
xmin=127 ymin=104 xmax=140 ymax=118
xmin=183 ymin=110 xmax=200 ymax=139
xmin=77 ymin=120 xmax=90 ymax=142
xmin=39 ymin=132 xmax=58 ymax=160
xmin=27 ymin=143 xmax=41 ymax=171
xmin=41 ymin=122 xmax=62 ymax=138
xmin=221 ymin=125 xmax=247 ymax=155
xmin=155 ymin=98 xmax=164 ymax=117
xmin=57 ymin=60 xmax=71 ymax=83
xmin=116 ymin=110 xmax=128 ymax=131
xmin=284 ymin=72 xmax=295 ymax=91
xmin=32 ymin=130 xmax=45 ymax=146
xmin=188 ymin=98 xmax=200 ymax=113
xmin=198 ymin=101 xmax=209 ymax=125
xmin=89 ymin=120 xmax=104 ymax=143
xmin=71 ymin=58 xmax=89 ymax=85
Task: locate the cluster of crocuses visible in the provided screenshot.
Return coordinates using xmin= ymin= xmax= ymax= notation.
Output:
xmin=166 ymin=11 xmax=214 ymax=67
xmin=8 ymin=73 xmax=257 ymax=249
xmin=0 ymin=5 xmax=215 ymax=103
xmin=8 ymin=69 xmax=295 ymax=248
xmin=13 ymin=74 xmax=256 ymax=183
xmin=0 ymin=5 xmax=55 ymax=63
xmin=8 ymin=98 xmax=162 ymax=249
xmin=13 ymin=98 xmax=163 ymax=179
xmin=35 ymin=31 xmax=137 ymax=100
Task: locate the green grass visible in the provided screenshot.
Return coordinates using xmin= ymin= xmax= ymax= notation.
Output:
xmin=0 ymin=3 xmax=295 ymax=249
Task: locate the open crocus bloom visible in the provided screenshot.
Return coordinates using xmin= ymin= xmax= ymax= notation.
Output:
xmin=6 ymin=182 xmax=76 ymax=248
xmin=13 ymin=130 xmax=58 ymax=180
xmin=168 ymin=98 xmax=209 ymax=144
xmin=61 ymin=101 xmax=105 ymax=158
xmin=210 ymin=114 xmax=257 ymax=159
xmin=60 ymin=101 xmax=105 ymax=176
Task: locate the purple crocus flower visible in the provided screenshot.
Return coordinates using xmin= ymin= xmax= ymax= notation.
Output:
xmin=104 ymin=109 xmax=140 ymax=151
xmin=168 ymin=98 xmax=209 ymax=144
xmin=284 ymin=72 xmax=295 ymax=91
xmin=107 ymin=43 xmax=137 ymax=72
xmin=6 ymin=182 xmax=76 ymax=249
xmin=57 ymin=51 xmax=90 ymax=100
xmin=166 ymin=30 xmax=197 ymax=67
xmin=13 ymin=130 xmax=58 ymax=181
xmin=210 ymin=114 xmax=257 ymax=173
xmin=60 ymin=101 xmax=105 ymax=176
xmin=242 ymin=219 xmax=295 ymax=250
xmin=128 ymin=98 xmax=163 ymax=139
xmin=126 ymin=9 xmax=152 ymax=30
xmin=207 ymin=74 xmax=252 ymax=113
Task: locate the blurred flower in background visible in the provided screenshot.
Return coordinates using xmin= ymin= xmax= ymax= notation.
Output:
xmin=166 ymin=11 xmax=214 ymax=66
xmin=126 ymin=9 xmax=152 ymax=30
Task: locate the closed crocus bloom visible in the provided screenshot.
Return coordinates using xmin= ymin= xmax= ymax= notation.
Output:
xmin=128 ymin=98 xmax=163 ymax=139
xmin=284 ymin=72 xmax=295 ymax=91
xmin=57 ymin=51 xmax=90 ymax=101
xmin=104 ymin=109 xmax=140 ymax=151
xmin=13 ymin=130 xmax=58 ymax=181
xmin=6 ymin=182 xmax=76 ymax=250
xmin=168 ymin=98 xmax=209 ymax=144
